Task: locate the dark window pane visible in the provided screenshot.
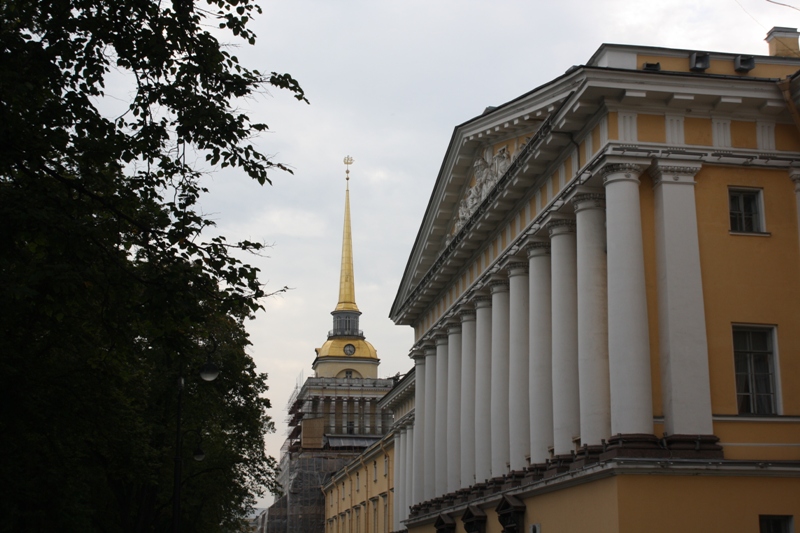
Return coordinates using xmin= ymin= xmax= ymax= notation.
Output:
xmin=733 ymin=331 xmax=749 ymax=351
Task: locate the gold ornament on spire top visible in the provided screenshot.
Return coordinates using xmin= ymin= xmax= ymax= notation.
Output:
xmin=344 ymin=155 xmax=354 ymax=182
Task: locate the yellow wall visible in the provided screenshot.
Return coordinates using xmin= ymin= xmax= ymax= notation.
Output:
xmin=618 ymin=475 xmax=800 ymax=532
xmin=715 ymin=419 xmax=800 ymax=460
xmin=325 ymin=440 xmax=395 ymax=533
xmin=684 ymin=117 xmax=713 ymax=146
xmin=731 ymin=120 xmax=758 ymax=149
xmin=693 ymin=166 xmax=800 ymax=424
xmin=407 ymin=474 xmax=800 ymax=533
xmin=638 ymin=114 xmax=666 ymax=143
xmin=639 ymin=171 xmax=664 ymax=418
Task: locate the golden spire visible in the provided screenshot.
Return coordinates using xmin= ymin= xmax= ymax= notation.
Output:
xmin=335 ymin=156 xmax=359 ymax=312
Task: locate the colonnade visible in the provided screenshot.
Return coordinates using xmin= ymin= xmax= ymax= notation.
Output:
xmin=403 ymin=158 xmax=717 ymax=510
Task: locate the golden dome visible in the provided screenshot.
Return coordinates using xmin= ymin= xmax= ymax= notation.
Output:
xmin=315 ymin=338 xmax=378 ymax=359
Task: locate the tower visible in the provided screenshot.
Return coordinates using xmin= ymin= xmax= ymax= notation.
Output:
xmin=313 ymin=155 xmax=379 ymax=379
xmin=268 ymin=157 xmax=395 ymax=533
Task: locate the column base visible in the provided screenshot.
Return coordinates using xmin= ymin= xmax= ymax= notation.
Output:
xmin=662 ymin=434 xmax=723 ymax=459
xmin=544 ymin=454 xmax=574 ymax=477
xmin=570 ymin=444 xmax=605 ymax=470
xmin=488 ymin=476 xmax=506 ymax=494
xmin=523 ymin=463 xmax=547 ymax=483
xmin=600 ymin=433 xmax=668 ymax=460
xmin=502 ymin=470 xmax=527 ymax=489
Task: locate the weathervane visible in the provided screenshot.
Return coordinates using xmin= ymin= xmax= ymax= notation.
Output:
xmin=343 ymin=155 xmax=354 ymax=182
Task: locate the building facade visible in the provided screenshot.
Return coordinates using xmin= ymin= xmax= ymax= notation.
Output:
xmin=384 ymin=27 xmax=800 ymax=533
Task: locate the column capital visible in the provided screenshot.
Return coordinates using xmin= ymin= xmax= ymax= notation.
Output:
xmin=790 ymin=166 xmax=800 ymax=189
xmin=459 ymin=307 xmax=476 ymax=322
xmin=525 ymin=238 xmax=551 ymax=258
xmin=409 ymin=347 xmax=426 ymax=362
xmin=488 ymin=278 xmax=509 ymax=294
xmin=434 ymin=332 xmax=449 ymax=346
xmin=650 ymin=159 xmax=702 ymax=188
xmin=505 ymin=261 xmax=529 ymax=277
xmin=572 ymin=186 xmax=606 ymax=213
xmin=472 ymin=292 xmax=492 ymax=308
xmin=547 ymin=216 xmax=576 ymax=238
xmin=423 ymin=344 xmax=437 ymax=357
xmin=594 ymin=156 xmax=650 ymax=186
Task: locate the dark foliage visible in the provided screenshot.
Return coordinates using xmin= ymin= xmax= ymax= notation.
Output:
xmin=0 ymin=0 xmax=305 ymax=530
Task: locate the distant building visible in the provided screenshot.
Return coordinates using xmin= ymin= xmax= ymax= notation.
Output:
xmin=326 ymin=27 xmax=800 ymax=533
xmin=266 ymin=161 xmax=395 ymax=533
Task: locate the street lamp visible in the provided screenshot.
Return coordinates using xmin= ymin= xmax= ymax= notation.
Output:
xmin=173 ymin=361 xmax=218 ymax=533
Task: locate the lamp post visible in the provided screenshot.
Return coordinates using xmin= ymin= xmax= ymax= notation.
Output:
xmin=172 ymin=360 xmax=219 ymax=533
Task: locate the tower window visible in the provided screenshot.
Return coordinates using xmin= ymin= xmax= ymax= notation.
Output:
xmin=345 ymin=370 xmax=353 ymax=379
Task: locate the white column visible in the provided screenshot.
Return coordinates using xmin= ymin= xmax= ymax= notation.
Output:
xmin=329 ymin=398 xmax=336 ymax=434
xmin=652 ymin=161 xmax=714 ymax=435
xmin=489 ymin=278 xmax=510 ymax=478
xmin=459 ymin=309 xmax=477 ymax=488
xmin=573 ymin=190 xmax=611 ymax=447
xmin=548 ymin=217 xmax=579 ymax=456
xmin=404 ymin=424 xmax=414 ymax=522
xmin=434 ymin=334 xmax=449 ymax=497
xmin=411 ymin=351 xmax=426 ymax=505
xmin=446 ymin=323 xmax=462 ymax=493
xmin=528 ymin=241 xmax=553 ymax=464
xmin=423 ymin=345 xmax=437 ymax=500
xmin=393 ymin=428 xmax=404 ymax=532
xmin=342 ymin=398 xmax=349 ymax=434
xmin=473 ymin=295 xmax=493 ymax=483
xmin=507 ymin=262 xmax=530 ymax=472
xmin=602 ymin=161 xmax=654 ymax=435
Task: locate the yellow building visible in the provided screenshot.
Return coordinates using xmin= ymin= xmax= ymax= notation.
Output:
xmin=379 ymin=27 xmax=800 ymax=533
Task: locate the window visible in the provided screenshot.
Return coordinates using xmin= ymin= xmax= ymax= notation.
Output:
xmin=347 ymin=421 xmax=355 ymax=435
xmin=345 ymin=370 xmax=353 ymax=379
xmin=760 ymin=515 xmax=793 ymax=533
xmin=342 ymin=482 xmax=345 ymax=499
xmin=734 ymin=327 xmax=777 ymax=415
xmin=373 ymin=460 xmax=377 ymax=482
xmin=384 ymin=455 xmax=389 ymax=476
xmin=356 ymin=472 xmax=360 ymax=492
xmin=372 ymin=500 xmax=378 ymax=533
xmin=729 ymin=188 xmax=764 ymax=233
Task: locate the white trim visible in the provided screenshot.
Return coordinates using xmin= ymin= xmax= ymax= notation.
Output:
xmin=712 ymin=117 xmax=732 ymax=148
xmin=619 ymin=111 xmax=637 ymax=142
xmin=757 ymin=121 xmax=776 ymax=151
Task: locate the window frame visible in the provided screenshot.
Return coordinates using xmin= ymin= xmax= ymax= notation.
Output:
xmin=732 ymin=324 xmax=782 ymax=416
xmin=759 ymin=515 xmax=794 ymax=533
xmin=728 ymin=187 xmax=767 ymax=235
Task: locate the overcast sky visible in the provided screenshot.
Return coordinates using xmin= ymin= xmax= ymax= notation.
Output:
xmin=191 ymin=0 xmax=800 ymax=504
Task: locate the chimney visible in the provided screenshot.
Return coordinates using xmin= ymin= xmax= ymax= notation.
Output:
xmin=766 ymin=27 xmax=800 ymax=57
